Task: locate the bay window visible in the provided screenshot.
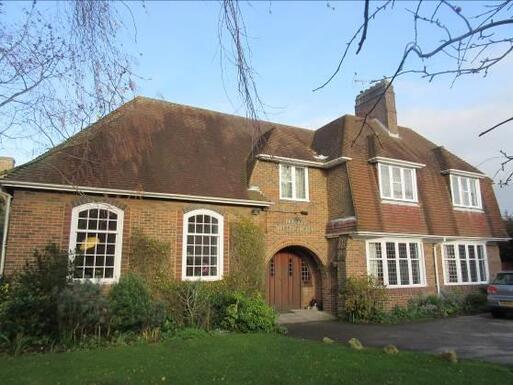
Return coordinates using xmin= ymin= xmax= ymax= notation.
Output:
xmin=367 ymin=239 xmax=425 ymax=287
xmin=443 ymin=242 xmax=488 ymax=285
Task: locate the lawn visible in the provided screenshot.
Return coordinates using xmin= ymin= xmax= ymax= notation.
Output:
xmin=0 ymin=334 xmax=512 ymax=385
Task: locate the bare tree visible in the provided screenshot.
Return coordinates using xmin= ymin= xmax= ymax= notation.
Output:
xmin=220 ymin=1 xmax=513 ymax=185
xmin=314 ymin=0 xmax=513 ymax=185
xmin=0 ymin=1 xmax=137 ymax=151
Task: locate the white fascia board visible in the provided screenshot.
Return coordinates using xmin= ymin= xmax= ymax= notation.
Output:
xmin=326 ymin=230 xmax=510 ymax=242
xmin=0 ymin=180 xmax=274 ymax=207
xmin=368 ymin=156 xmax=426 ymax=169
xmin=256 ymin=154 xmax=351 ymax=168
xmin=441 ymin=169 xmax=486 ymax=179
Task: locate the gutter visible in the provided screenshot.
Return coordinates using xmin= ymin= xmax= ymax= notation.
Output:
xmin=256 ymin=154 xmax=352 ymax=168
xmin=0 ymin=190 xmax=12 ymax=278
xmin=0 ymin=180 xmax=273 ymax=208
xmin=326 ymin=230 xmax=511 ymax=242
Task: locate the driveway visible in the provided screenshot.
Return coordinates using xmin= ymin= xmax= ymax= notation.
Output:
xmin=284 ymin=314 xmax=513 ymax=365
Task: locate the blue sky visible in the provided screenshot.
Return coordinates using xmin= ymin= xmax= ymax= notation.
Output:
xmin=6 ymin=1 xmax=513 ymax=213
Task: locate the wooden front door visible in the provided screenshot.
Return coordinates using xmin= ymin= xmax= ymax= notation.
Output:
xmin=267 ymin=251 xmax=301 ymax=311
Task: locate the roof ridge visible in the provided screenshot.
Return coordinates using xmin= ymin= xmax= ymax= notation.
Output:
xmin=133 ymin=96 xmax=314 ymax=133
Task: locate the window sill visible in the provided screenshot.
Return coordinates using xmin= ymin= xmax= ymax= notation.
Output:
xmin=453 ymin=206 xmax=484 ymax=213
xmin=182 ymin=276 xmax=223 ymax=282
xmin=385 ymin=284 xmax=427 ymax=289
xmin=280 ymin=198 xmax=310 ymax=203
xmin=444 ymin=281 xmax=488 ymax=286
xmin=381 ymin=199 xmax=419 ymax=207
xmin=73 ymin=278 xmax=118 ymax=285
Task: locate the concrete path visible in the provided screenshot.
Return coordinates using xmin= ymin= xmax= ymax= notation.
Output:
xmin=278 ymin=309 xmax=336 ymax=324
xmin=284 ymin=313 xmax=513 ymax=365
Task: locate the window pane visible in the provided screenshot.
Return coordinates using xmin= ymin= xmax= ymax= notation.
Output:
xmin=409 ymin=243 xmax=421 ymax=284
xmin=403 ymin=169 xmax=414 ymax=200
xmin=451 ymin=175 xmax=461 ymax=205
xmin=368 ymin=243 xmax=384 ymax=284
xmin=477 ymin=245 xmax=486 ymax=282
xmin=280 ymin=165 xmax=293 ymax=198
xmin=468 ymin=246 xmax=478 ymax=282
xmin=398 ymin=243 xmax=410 ymax=285
xmin=469 ymin=179 xmax=479 ymax=207
xmin=386 ymin=242 xmax=397 ymax=285
xmin=444 ymin=245 xmax=458 ymax=283
xmin=461 ymin=178 xmax=470 ymax=206
xmin=392 ymin=167 xmax=403 ymax=199
xmin=295 ymin=167 xmax=306 ymax=200
xmin=380 ymin=164 xmax=391 ymax=198
xmin=459 ymin=245 xmax=469 ymax=282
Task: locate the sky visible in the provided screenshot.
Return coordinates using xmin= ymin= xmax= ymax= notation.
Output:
xmin=5 ymin=1 xmax=513 ymax=213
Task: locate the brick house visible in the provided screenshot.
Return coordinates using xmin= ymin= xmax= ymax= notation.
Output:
xmin=0 ymin=81 xmax=509 ymax=314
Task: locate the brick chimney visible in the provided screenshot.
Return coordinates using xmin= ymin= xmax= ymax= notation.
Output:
xmin=0 ymin=157 xmax=15 ymax=173
xmin=355 ymin=80 xmax=398 ymax=136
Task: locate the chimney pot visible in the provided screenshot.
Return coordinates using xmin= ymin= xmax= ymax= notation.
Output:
xmin=355 ymin=80 xmax=398 ymax=136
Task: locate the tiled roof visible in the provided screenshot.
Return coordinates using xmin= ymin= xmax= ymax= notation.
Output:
xmin=2 ymin=96 xmax=507 ymax=238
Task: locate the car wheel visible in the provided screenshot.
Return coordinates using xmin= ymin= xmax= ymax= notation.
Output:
xmin=491 ymin=309 xmax=504 ymax=318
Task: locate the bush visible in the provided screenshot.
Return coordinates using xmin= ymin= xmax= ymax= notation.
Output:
xmin=462 ymin=290 xmax=487 ymax=314
xmin=339 ymin=276 xmax=386 ymax=323
xmin=0 ymin=244 xmax=71 ymax=342
xmin=226 ymin=217 xmax=266 ymax=295
xmin=109 ymin=274 xmax=165 ymax=333
xmin=218 ymin=292 xmax=276 ymax=333
xmin=156 ymin=281 xmax=277 ymax=333
xmin=57 ymin=282 xmax=110 ymax=343
xmin=161 ymin=281 xmax=216 ymax=329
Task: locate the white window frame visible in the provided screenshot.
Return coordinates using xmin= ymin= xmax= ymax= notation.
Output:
xmin=442 ymin=241 xmax=488 ymax=285
xmin=449 ymin=174 xmax=482 ymax=210
xmin=365 ymin=238 xmax=426 ymax=288
xmin=377 ymin=163 xmax=418 ymax=203
xmin=69 ymin=202 xmax=124 ymax=284
xmin=279 ymin=163 xmax=309 ymax=202
xmin=182 ymin=209 xmax=224 ymax=281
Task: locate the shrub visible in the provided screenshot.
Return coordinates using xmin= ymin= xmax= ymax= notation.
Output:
xmin=339 ymin=276 xmax=386 ymax=323
xmin=218 ymin=292 xmax=276 ymax=333
xmin=162 ymin=281 xmax=215 ymax=329
xmin=0 ymin=244 xmax=71 ymax=342
xmin=226 ymin=217 xmax=266 ymax=295
xmin=109 ymin=274 xmax=165 ymax=333
xmin=57 ymin=282 xmax=110 ymax=343
xmin=462 ymin=290 xmax=487 ymax=314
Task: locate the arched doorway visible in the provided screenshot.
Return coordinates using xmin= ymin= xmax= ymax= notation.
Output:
xmin=267 ymin=246 xmax=321 ymax=312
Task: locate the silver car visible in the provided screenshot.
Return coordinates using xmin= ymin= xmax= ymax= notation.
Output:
xmin=487 ymin=271 xmax=513 ymax=318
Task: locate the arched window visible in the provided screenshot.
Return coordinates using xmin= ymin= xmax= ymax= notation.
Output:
xmin=182 ymin=209 xmax=224 ymax=281
xmin=69 ymin=203 xmax=124 ymax=283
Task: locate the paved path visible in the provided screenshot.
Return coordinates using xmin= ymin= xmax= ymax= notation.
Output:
xmin=278 ymin=309 xmax=336 ymax=324
xmin=284 ymin=314 xmax=513 ymax=365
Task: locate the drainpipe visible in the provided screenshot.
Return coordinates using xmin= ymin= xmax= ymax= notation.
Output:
xmin=433 ymin=243 xmax=441 ymax=296
xmin=0 ymin=191 xmax=12 ymax=278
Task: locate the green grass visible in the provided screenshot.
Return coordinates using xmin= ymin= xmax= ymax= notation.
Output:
xmin=0 ymin=334 xmax=511 ymax=385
